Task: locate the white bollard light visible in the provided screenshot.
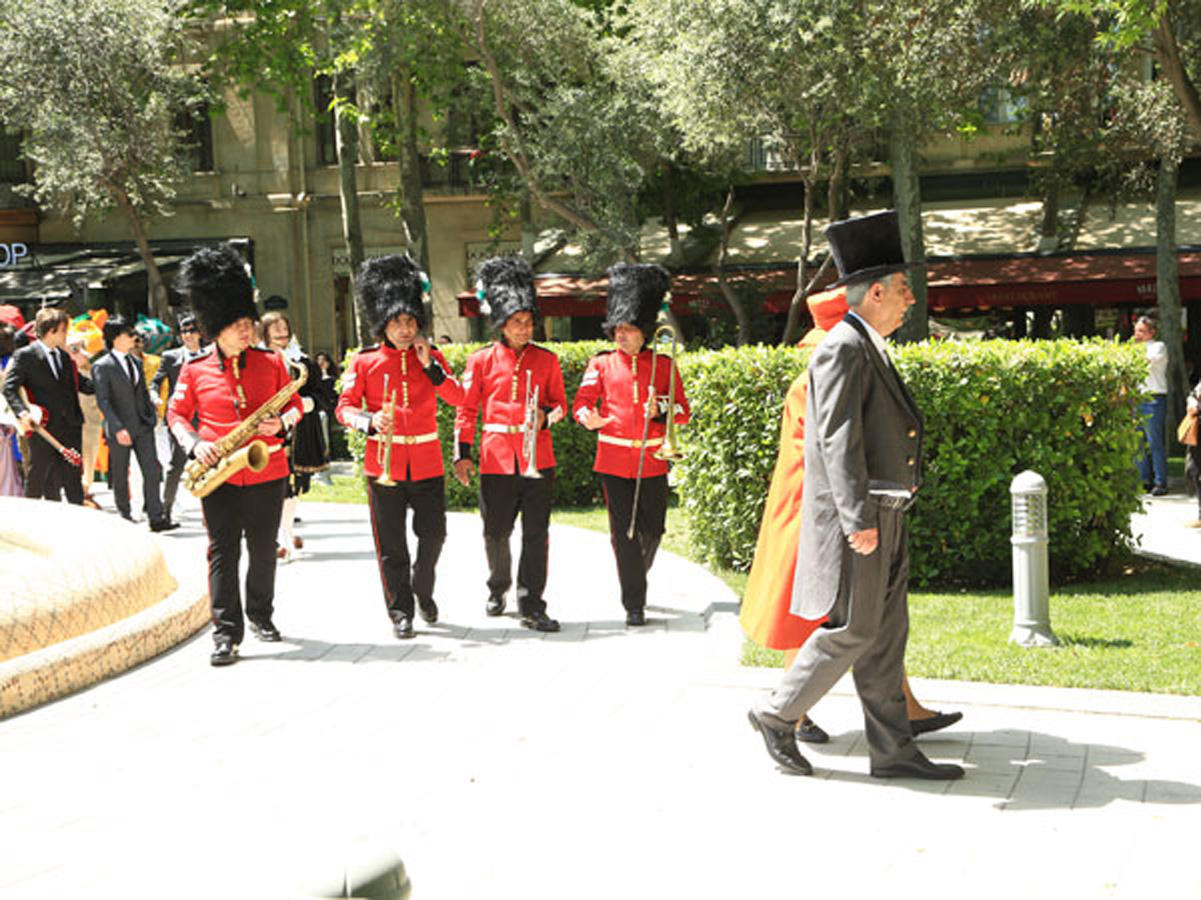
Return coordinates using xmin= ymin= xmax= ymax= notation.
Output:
xmin=1009 ymin=470 xmax=1059 ymax=647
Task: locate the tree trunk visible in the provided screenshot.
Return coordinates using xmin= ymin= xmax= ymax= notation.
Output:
xmin=114 ymin=189 xmax=170 ymax=322
xmin=1156 ymin=156 xmax=1189 ymax=444
xmin=828 ymin=139 xmax=849 ymax=222
xmin=714 ymin=185 xmax=749 ymax=345
xmin=334 ymin=71 xmax=369 ymax=346
xmin=393 ymin=72 xmax=432 ymax=327
xmin=1153 ymin=17 xmax=1201 ymax=145
xmin=889 ymin=115 xmax=928 ymax=343
xmin=662 ymin=168 xmax=681 ymax=264
xmin=780 ymin=174 xmax=816 ymax=344
xmin=1040 ymin=181 xmax=1059 ymax=244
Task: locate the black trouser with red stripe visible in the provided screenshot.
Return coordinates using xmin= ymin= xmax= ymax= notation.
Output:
xmin=200 ymin=477 xmax=287 ymax=643
xmin=367 ymin=475 xmax=446 ymax=622
xmin=479 ymin=469 xmax=554 ymax=616
xmin=601 ymin=473 xmax=668 ymax=613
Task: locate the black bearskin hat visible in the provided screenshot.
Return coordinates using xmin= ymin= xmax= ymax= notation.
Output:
xmin=826 ymin=210 xmax=918 ymax=288
xmin=175 ymin=243 xmax=257 ymax=339
xmin=102 ymin=315 xmax=135 ymax=349
xmin=475 ymin=255 xmax=537 ymax=331
xmin=358 ymin=254 xmax=427 ymax=336
xmin=604 ymin=263 xmax=670 ymax=337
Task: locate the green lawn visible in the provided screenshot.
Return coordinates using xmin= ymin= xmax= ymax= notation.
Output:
xmin=308 ymin=474 xmax=1199 ymax=695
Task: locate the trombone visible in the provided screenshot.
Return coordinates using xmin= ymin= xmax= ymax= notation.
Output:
xmin=628 ymin=319 xmax=684 ymax=538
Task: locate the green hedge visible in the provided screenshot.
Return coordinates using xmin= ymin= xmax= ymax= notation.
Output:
xmin=674 ymin=338 xmax=1148 ymax=587
xmin=341 ymin=341 xmax=612 ymax=508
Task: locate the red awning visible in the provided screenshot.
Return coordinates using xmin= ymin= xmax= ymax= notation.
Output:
xmin=456 ymin=249 xmax=1201 ymax=317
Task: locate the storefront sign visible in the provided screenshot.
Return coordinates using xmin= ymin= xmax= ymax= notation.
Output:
xmin=0 ymin=242 xmax=28 ymax=268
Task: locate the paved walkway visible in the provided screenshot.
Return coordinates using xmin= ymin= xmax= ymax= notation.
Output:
xmin=1 ymin=485 xmax=1199 ymax=898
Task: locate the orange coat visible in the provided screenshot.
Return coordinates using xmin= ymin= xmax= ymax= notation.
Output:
xmin=741 ymin=287 xmax=848 ymax=650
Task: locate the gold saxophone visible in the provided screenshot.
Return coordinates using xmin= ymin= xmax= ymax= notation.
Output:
xmin=184 ymin=363 xmax=308 ymax=499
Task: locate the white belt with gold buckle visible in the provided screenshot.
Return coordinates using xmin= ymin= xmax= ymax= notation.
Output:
xmin=597 ymin=434 xmax=664 ymax=449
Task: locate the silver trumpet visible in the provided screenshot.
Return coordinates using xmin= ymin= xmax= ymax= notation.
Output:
xmin=521 ymin=370 xmax=541 ymax=479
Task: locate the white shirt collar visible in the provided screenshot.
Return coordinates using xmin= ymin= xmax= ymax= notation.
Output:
xmin=846 ymin=310 xmax=892 ymax=363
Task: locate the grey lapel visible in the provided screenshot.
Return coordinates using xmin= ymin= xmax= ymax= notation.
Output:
xmin=842 ymin=314 xmax=919 ymax=422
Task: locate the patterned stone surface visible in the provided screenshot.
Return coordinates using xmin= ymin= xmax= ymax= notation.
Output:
xmin=0 ymin=498 xmax=206 ymax=718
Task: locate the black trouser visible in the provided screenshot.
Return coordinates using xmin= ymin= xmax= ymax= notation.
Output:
xmin=367 ymin=475 xmax=447 ymax=622
xmin=107 ymin=428 xmax=164 ymax=523
xmin=25 ymin=427 xmax=83 ymax=504
xmin=200 ymin=477 xmax=287 ymax=643
xmin=480 ymin=469 xmax=554 ymax=615
xmin=162 ymin=431 xmax=188 ymax=517
xmin=600 ymin=473 xmax=668 ymax=613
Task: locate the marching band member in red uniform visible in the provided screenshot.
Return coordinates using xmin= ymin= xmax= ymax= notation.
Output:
xmin=453 ymin=256 xmax=566 ymax=632
xmin=572 ymin=264 xmax=690 ymax=625
xmin=168 ymin=244 xmax=303 ymax=666
xmin=337 ymin=255 xmax=464 ymax=639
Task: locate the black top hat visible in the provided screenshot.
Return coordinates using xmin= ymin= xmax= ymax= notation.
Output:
xmin=358 ymin=254 xmax=427 ymax=336
xmin=825 ymin=210 xmax=918 ymax=288
xmin=604 ymin=264 xmax=670 ymax=337
xmin=176 ymin=244 xmax=257 ymax=339
xmin=475 ymin=256 xmax=537 ymax=331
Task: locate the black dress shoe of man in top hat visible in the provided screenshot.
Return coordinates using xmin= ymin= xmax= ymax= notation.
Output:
xmin=748 ymin=709 xmax=813 ymax=775
xmin=871 ymin=752 xmax=964 ymax=780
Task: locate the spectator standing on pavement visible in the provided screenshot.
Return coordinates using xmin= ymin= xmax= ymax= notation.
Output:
xmin=0 ymin=324 xmax=23 ymax=496
xmin=93 ymin=316 xmax=175 ymax=531
xmin=261 ymin=309 xmax=329 ymax=562
xmin=3 ymin=307 xmax=93 ymax=503
xmin=313 ymin=350 xmax=338 ymax=452
xmin=151 ymin=314 xmax=205 ymax=523
xmin=67 ymin=330 xmax=103 ymax=508
xmin=1134 ymin=315 xmax=1168 ymax=496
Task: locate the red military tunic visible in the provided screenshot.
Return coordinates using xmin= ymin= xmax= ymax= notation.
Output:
xmin=455 ymin=342 xmax=566 ymax=474
xmin=167 ymin=346 xmax=302 ymax=486
xmin=572 ymin=348 xmax=690 ymax=478
xmin=336 ymin=344 xmax=464 ymax=481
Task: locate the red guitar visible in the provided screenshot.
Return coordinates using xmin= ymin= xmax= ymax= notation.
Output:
xmin=17 ymin=387 xmax=82 ymax=469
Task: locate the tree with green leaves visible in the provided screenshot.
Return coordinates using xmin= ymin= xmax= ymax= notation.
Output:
xmin=197 ymin=0 xmax=464 ymax=342
xmin=0 ymin=0 xmax=206 ymax=319
xmin=626 ymin=0 xmax=872 ymax=344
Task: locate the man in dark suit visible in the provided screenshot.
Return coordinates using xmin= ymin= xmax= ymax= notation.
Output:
xmin=2 ymin=307 xmax=92 ymax=503
xmin=93 ymin=315 xmax=175 ymax=531
xmin=151 ymin=314 xmax=204 ymax=522
xmin=748 ymin=210 xmax=964 ymax=781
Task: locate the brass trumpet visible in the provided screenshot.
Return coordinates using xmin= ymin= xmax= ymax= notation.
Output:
xmin=376 ymin=374 xmax=398 ymax=487
xmin=521 ymin=370 xmax=541 ymax=479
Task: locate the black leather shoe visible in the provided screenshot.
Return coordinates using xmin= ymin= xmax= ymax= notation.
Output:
xmin=418 ymin=597 xmax=439 ymax=625
xmin=747 ymin=710 xmax=812 ymax=775
xmin=149 ymin=519 xmax=180 ymax=532
xmin=1151 ymin=484 xmax=1168 ymax=496
xmin=486 ymin=594 xmax=506 ymax=617
xmin=120 ymin=513 xmax=135 ymax=523
xmin=871 ymin=754 xmax=964 ymax=780
xmin=796 ymin=717 xmax=829 ymax=744
xmin=249 ymin=619 xmax=281 ymax=642
xmin=910 ymin=710 xmax=963 ymax=736
xmin=625 ymin=609 xmax=646 ymax=626
xmin=393 ymin=616 xmax=414 ymax=639
xmin=520 ymin=610 xmax=560 ymax=632
xmin=210 ymin=637 xmax=238 ymax=667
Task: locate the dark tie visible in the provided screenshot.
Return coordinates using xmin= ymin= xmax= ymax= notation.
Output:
xmin=48 ymin=348 xmax=59 ymax=380
xmin=126 ymin=355 xmax=138 ymax=385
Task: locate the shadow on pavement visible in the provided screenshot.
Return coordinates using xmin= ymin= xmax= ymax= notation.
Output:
xmin=813 ymin=728 xmax=1201 ymax=811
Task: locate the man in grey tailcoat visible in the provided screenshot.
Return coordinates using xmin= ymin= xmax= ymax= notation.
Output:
xmin=748 ymin=210 xmax=963 ymax=781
